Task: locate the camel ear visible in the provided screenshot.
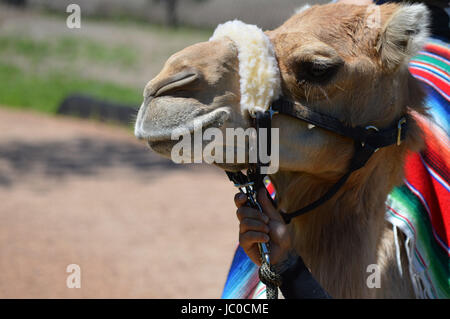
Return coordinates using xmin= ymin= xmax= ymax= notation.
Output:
xmin=377 ymin=3 xmax=430 ymax=71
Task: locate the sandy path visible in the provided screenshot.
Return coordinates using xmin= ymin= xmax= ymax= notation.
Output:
xmin=0 ymin=107 xmax=239 ymax=298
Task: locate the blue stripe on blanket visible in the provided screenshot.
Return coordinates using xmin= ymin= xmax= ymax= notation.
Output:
xmin=221 ymin=245 xmax=259 ymax=299
xmin=424 ymin=86 xmax=450 ymax=136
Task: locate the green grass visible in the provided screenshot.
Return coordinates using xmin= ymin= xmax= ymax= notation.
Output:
xmin=0 ymin=16 xmax=209 ymax=116
xmin=0 ymin=32 xmax=142 ymax=114
xmin=0 ymin=34 xmax=138 ymax=67
xmin=0 ymin=62 xmax=141 ymax=113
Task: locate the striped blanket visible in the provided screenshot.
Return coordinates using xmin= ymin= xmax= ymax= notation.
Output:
xmin=221 ymin=38 xmax=450 ymax=299
xmin=385 ymin=38 xmax=449 ymax=298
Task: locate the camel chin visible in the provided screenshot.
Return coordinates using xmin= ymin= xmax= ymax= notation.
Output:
xmin=148 ymin=138 xmax=250 ymax=172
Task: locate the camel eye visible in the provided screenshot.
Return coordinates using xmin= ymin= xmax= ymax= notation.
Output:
xmin=309 ymin=64 xmax=329 ymax=77
xmin=297 ymin=61 xmax=340 ymax=85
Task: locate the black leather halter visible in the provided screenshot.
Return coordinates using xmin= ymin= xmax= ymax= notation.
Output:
xmin=227 ymin=97 xmax=408 ymax=224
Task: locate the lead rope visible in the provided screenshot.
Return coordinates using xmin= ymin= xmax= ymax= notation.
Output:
xmin=254 ymin=111 xmax=281 ymax=299
xmin=259 ymin=261 xmax=282 ymax=299
xmin=226 ymin=170 xmax=282 ymax=299
xmin=225 ymin=111 xmax=282 ymax=299
xmin=249 ymin=169 xmax=282 ymax=299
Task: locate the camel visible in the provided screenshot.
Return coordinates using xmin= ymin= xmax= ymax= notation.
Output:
xmin=135 ymin=2 xmax=432 ymax=298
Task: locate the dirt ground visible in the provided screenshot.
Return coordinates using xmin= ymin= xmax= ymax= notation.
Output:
xmin=0 ymin=106 xmax=239 ymax=298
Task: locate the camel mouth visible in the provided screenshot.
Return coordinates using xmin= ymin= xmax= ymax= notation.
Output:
xmin=135 ymin=96 xmax=230 ymax=152
xmin=150 ymin=107 xmax=230 ymax=142
xmin=143 ymin=106 xmax=230 ymax=159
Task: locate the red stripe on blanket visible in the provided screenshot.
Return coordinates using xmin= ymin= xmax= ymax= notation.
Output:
xmin=404 ymin=151 xmax=450 ymax=249
xmin=409 ymin=67 xmax=450 ymax=96
xmin=424 ymin=43 xmax=450 ymax=61
xmin=418 ymin=117 xmax=450 ymax=164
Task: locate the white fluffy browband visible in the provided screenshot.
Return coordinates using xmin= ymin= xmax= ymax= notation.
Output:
xmin=209 ymin=20 xmax=281 ymax=117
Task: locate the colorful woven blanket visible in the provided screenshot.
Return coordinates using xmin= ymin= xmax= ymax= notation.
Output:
xmin=221 ymin=38 xmax=450 ymax=299
xmin=385 ymin=38 xmax=449 ymax=298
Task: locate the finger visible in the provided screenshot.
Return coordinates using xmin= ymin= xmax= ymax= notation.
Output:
xmin=236 ymin=206 xmax=269 ymax=223
xmin=234 ymin=192 xmax=247 ymax=208
xmin=257 ymin=188 xmax=283 ymax=221
xmin=239 ymin=231 xmax=269 ymax=249
xmin=239 ymin=218 xmax=270 ymax=234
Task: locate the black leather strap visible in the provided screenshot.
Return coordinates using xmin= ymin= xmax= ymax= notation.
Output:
xmin=280 ymin=141 xmax=377 ymax=224
xmin=279 ymin=254 xmax=331 ymax=299
xmin=272 ymin=98 xmax=354 ymax=139
xmin=271 ymin=98 xmax=408 ymax=149
xmin=255 ymin=111 xmax=272 ymax=158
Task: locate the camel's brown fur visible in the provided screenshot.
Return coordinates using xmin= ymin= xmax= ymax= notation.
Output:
xmin=135 ymin=3 xmax=430 ymax=298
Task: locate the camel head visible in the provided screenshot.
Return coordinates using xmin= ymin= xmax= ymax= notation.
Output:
xmin=135 ymin=2 xmax=429 ymax=180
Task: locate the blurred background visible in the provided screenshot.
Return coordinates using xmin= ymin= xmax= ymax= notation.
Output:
xmin=0 ymin=0 xmax=324 ymax=298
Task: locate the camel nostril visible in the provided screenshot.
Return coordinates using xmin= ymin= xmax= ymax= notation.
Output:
xmin=145 ymin=70 xmax=199 ymax=99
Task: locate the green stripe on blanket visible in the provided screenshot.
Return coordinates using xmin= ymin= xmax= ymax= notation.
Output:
xmin=386 ymin=185 xmax=450 ymax=299
xmin=414 ymin=54 xmax=449 ymax=73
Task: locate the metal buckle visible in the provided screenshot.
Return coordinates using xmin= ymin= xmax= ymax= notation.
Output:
xmin=233 ymin=181 xmax=254 ymax=189
xmin=362 ymin=125 xmax=379 ymax=152
xmin=397 ymin=117 xmax=406 ymax=146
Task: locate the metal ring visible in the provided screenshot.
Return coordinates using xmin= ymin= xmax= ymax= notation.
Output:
xmin=365 ymin=125 xmax=379 ymax=132
xmin=233 ymin=181 xmax=254 ymax=188
xmin=362 ymin=125 xmax=380 ymax=152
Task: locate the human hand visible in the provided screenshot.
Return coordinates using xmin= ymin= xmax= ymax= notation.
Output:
xmin=234 ymin=188 xmax=293 ymax=267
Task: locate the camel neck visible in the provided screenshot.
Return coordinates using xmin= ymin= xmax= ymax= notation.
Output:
xmin=270 ymin=159 xmax=399 ymax=297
